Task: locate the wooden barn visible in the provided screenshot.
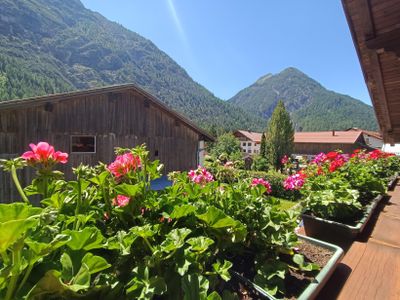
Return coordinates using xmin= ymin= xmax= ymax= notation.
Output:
xmin=0 ymin=84 xmax=213 ymax=200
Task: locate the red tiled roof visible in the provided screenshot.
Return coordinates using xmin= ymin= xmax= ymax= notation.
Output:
xmin=234 ymin=130 xmax=263 ymax=142
xmin=294 ymin=131 xmax=363 ymax=144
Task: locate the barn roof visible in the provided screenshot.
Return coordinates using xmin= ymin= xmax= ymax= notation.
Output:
xmin=342 ymin=0 xmax=400 ymax=143
xmin=234 ymin=130 xmax=263 ymax=142
xmin=0 ymin=84 xmax=214 ymax=141
xmin=345 ymin=127 xmax=382 ymax=139
xmin=294 ymin=131 xmax=363 ymax=144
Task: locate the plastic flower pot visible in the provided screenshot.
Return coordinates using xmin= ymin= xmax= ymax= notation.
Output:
xmin=301 ymin=195 xmax=383 ymax=245
xmin=387 ymin=172 xmax=398 ymax=191
xmin=231 ymin=234 xmax=344 ymax=300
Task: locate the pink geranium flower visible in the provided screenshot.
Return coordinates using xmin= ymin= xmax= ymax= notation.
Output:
xmin=283 ymin=172 xmax=306 ymax=190
xmin=21 ymin=142 xmax=68 ymax=165
xmin=281 ymin=155 xmax=289 ymax=165
xmin=108 ymin=153 xmax=141 ymax=178
xmin=188 ymin=165 xmax=214 ymax=186
xmin=251 ymin=178 xmax=272 ymax=194
xmin=112 ymin=195 xmax=130 ymax=207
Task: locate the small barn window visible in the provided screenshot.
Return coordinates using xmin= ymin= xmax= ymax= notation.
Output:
xmin=44 ymin=102 xmax=53 ymax=112
xmin=154 ymin=150 xmax=159 ymax=157
xmin=71 ymin=136 xmax=96 ymax=153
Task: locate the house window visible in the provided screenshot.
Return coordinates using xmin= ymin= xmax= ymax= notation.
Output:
xmin=71 ymin=136 xmax=96 ymax=153
xmin=242 ymin=149 xmax=246 ymax=152
xmin=242 ymin=142 xmax=246 ymax=146
xmin=247 ymin=142 xmax=251 ymax=146
xmin=248 ymin=150 xmax=252 ymax=153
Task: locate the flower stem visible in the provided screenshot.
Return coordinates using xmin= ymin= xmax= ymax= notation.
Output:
xmin=5 ymin=241 xmax=22 ymax=300
xmin=11 ymin=164 xmax=29 ymax=204
xmin=143 ymin=237 xmax=154 ymax=253
xmin=17 ymin=264 xmax=33 ymax=293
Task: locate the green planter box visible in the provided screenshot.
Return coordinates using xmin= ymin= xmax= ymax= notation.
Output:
xmin=301 ymin=195 xmax=383 ymax=244
xmin=231 ymin=235 xmax=344 ymax=300
xmin=387 ymin=173 xmax=398 ymax=191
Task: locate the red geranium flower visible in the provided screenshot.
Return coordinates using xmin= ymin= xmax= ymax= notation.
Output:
xmin=108 ymin=153 xmax=141 ymax=178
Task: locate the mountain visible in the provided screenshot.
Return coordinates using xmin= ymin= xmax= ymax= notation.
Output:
xmin=0 ymin=0 xmax=264 ymax=132
xmin=229 ymin=67 xmax=378 ymax=131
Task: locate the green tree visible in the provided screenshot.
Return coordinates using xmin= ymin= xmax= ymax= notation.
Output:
xmin=260 ymin=132 xmax=267 ymax=157
xmin=209 ymin=133 xmax=242 ymax=161
xmin=265 ymin=101 xmax=294 ymax=170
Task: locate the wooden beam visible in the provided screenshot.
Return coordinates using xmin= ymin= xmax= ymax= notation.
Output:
xmin=366 ymin=27 xmax=400 ymax=57
xmin=355 ymin=0 xmax=393 ymax=134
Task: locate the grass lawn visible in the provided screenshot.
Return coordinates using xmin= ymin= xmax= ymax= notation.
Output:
xmin=277 ymin=198 xmax=298 ymax=210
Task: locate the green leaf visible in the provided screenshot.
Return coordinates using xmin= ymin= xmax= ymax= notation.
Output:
xmin=89 ymin=171 xmax=109 ymax=185
xmin=126 ymin=266 xmax=167 ymax=299
xmin=196 ymin=207 xmax=247 ymax=242
xmin=63 ymin=227 xmax=105 ymax=251
xmin=293 ymin=254 xmax=320 ymax=271
xmin=186 ymin=236 xmax=214 ymax=253
xmin=71 ymin=263 xmax=91 ymax=292
xmin=170 ymin=204 xmax=197 ymax=219
xmin=25 ymin=270 xmax=67 ymax=298
xmin=41 ymin=192 xmax=64 ymax=209
xmin=60 ymin=253 xmax=74 ymax=282
xmin=130 ymin=224 xmax=158 ymax=239
xmin=106 ymin=230 xmax=138 ymax=255
xmin=254 ymin=260 xmax=288 ymax=296
xmin=81 ymin=252 xmax=111 ymax=274
xmin=160 ymin=228 xmax=191 ymax=253
xmin=212 ymin=260 xmax=232 ymax=281
xmin=0 ymin=203 xmax=42 ymax=253
xmin=26 ymin=234 xmax=70 ymax=256
xmin=207 ymin=291 xmax=222 ymax=300
xmin=175 ymin=250 xmax=192 ymax=276
xmin=115 ymin=183 xmax=141 ymax=197
xmin=196 ymin=206 xmax=238 ymax=228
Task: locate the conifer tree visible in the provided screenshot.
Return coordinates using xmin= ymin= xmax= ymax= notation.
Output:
xmin=260 ymin=132 xmax=267 ymax=157
xmin=265 ymin=100 xmax=294 ymax=169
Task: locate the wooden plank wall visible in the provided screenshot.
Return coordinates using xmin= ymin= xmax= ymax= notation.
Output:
xmin=294 ymin=143 xmax=364 ymax=155
xmin=0 ymin=89 xmax=200 ymax=202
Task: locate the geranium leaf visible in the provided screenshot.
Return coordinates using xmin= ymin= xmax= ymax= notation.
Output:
xmin=170 ymin=204 xmax=197 ymax=219
xmin=0 ymin=203 xmax=42 ymax=253
xmin=60 ymin=253 xmax=74 ymax=282
xmin=207 ymin=291 xmax=222 ymax=300
xmin=81 ymin=252 xmax=111 ymax=274
xmin=186 ymin=236 xmax=214 ymax=253
xmin=160 ymin=228 xmax=191 ymax=253
xmin=114 ymin=183 xmax=141 ymax=197
xmin=63 ymin=227 xmax=105 ymax=251
xmin=212 ymin=260 xmax=232 ymax=281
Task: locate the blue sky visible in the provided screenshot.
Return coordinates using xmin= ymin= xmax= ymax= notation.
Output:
xmin=81 ymin=0 xmax=371 ymax=105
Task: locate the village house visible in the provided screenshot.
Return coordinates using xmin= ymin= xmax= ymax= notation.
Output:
xmin=234 ymin=129 xmax=376 ymax=158
xmin=345 ymin=127 xmax=383 ymax=149
xmin=293 ymin=130 xmax=373 ymax=157
xmin=0 ymin=84 xmax=214 ymax=200
xmin=233 ymin=130 xmax=262 ymax=155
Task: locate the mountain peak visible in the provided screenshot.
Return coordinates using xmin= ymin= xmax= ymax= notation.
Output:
xmin=279 ymin=67 xmax=303 ymax=74
xmin=229 ymin=68 xmax=378 ymax=131
xmin=255 ymin=73 xmax=273 ymax=85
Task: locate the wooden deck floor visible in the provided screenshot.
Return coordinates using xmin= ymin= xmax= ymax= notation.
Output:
xmin=314 ymin=181 xmax=400 ymax=300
